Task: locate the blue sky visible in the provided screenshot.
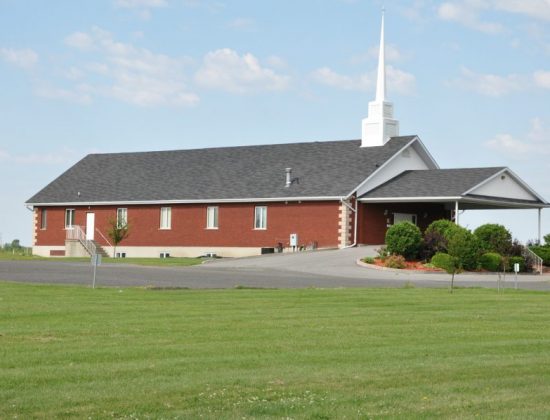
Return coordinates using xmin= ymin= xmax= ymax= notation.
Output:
xmin=1 ymin=0 xmax=549 ymax=246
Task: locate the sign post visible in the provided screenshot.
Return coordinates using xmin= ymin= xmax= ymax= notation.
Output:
xmin=91 ymin=254 xmax=102 ymax=289
xmin=514 ymin=263 xmax=520 ymax=290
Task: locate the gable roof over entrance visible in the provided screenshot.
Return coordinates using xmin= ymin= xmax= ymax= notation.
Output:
xmin=27 ymin=136 xmax=420 ymax=205
xmin=359 ymin=168 xmax=548 ymax=208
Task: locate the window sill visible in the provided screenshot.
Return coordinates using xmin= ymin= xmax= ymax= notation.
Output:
xmin=254 ymin=228 xmax=267 ymax=231
xmin=159 ymin=228 xmax=172 ymax=231
xmin=205 ymin=227 xmax=219 ymax=230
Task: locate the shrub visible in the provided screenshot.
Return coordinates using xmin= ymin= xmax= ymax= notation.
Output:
xmin=421 ymin=230 xmax=448 ymax=261
xmin=384 ymin=254 xmax=406 ymax=269
xmin=530 ymin=246 xmax=550 ymax=266
xmin=473 ymin=224 xmax=512 ymax=255
xmin=425 ymin=219 xmax=460 ymax=240
xmin=385 ymin=222 xmax=422 ymax=261
xmin=508 ymin=256 xmax=526 ymax=272
xmin=479 ymin=252 xmax=502 ymax=272
xmin=509 ymin=239 xmax=524 ymax=257
xmin=545 ymin=233 xmax=550 ymax=246
xmin=376 ymin=247 xmax=389 ymax=261
xmin=362 ymin=257 xmax=375 ymax=264
xmin=447 ymin=227 xmax=481 ymax=271
xmin=431 ymin=252 xmax=455 ymax=272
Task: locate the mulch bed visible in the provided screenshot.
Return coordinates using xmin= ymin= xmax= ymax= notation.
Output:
xmin=371 ymin=258 xmax=444 ymax=272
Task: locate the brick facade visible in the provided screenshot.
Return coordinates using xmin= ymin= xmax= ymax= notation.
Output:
xmin=357 ymin=202 xmax=449 ymax=244
xmin=34 ymin=201 xmax=341 ymax=250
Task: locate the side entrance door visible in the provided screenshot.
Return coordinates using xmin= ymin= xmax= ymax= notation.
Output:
xmin=393 ymin=212 xmax=417 ymax=225
xmin=86 ymin=213 xmax=95 ymax=240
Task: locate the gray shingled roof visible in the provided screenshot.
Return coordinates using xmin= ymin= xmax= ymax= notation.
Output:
xmin=360 ymin=168 xmax=544 ymax=202
xmin=27 ymin=136 xmax=417 ymax=204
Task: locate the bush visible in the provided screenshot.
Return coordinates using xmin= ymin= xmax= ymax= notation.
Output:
xmin=384 ymin=254 xmax=406 ymax=269
xmin=421 ymin=230 xmax=448 ymax=261
xmin=447 ymin=227 xmax=481 ymax=271
xmin=473 ymin=224 xmax=512 ymax=255
xmin=425 ymin=219 xmax=460 ymax=240
xmin=544 ymin=233 xmax=550 ymax=246
xmin=362 ymin=257 xmax=375 ymax=264
xmin=385 ymin=222 xmax=422 ymax=261
xmin=508 ymin=256 xmax=526 ymax=272
xmin=376 ymin=247 xmax=389 ymax=261
xmin=530 ymin=246 xmax=550 ymax=266
xmin=431 ymin=252 xmax=455 ymax=272
xmin=479 ymin=252 xmax=502 ymax=272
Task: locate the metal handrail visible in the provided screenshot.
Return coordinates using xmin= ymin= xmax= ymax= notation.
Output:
xmin=95 ymin=228 xmax=113 ymax=248
xmin=66 ymin=225 xmax=97 ymax=256
xmin=523 ymin=246 xmax=543 ymax=275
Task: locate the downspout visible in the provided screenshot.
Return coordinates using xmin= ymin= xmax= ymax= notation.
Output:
xmin=340 ymin=196 xmax=358 ymax=249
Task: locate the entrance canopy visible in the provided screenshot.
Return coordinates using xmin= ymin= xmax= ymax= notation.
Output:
xmin=358 ymin=167 xmax=548 ymax=241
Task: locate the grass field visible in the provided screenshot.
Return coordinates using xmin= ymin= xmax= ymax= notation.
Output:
xmin=1 ymin=283 xmax=550 ymax=418
xmin=0 ymin=251 xmax=202 ymax=267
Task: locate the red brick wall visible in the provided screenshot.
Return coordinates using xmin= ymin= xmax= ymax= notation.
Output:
xmin=35 ymin=201 xmax=340 ymax=249
xmin=358 ymin=202 xmax=449 ymax=244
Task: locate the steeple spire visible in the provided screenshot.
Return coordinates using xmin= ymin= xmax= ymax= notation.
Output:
xmin=361 ymin=8 xmax=399 ymax=148
xmin=375 ymin=8 xmax=386 ymax=102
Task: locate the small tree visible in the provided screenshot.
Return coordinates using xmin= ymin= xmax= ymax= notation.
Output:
xmin=447 ymin=227 xmax=481 ymax=271
xmin=544 ymin=233 xmax=550 ymax=247
xmin=107 ymin=218 xmax=130 ymax=258
xmin=443 ymin=255 xmax=462 ymax=293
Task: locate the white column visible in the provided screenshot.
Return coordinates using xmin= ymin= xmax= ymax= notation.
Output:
xmin=538 ymin=208 xmax=542 ymax=244
xmin=455 ymin=201 xmax=459 ymax=225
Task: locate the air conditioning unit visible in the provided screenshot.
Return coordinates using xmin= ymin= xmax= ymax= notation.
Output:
xmin=160 ymin=252 xmax=170 ymax=258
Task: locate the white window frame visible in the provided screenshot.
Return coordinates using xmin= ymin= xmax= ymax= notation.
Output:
xmin=65 ymin=208 xmax=75 ymax=229
xmin=160 ymin=207 xmax=172 ymax=230
xmin=117 ymin=208 xmax=128 ymax=228
xmin=41 ymin=209 xmax=47 ymax=230
xmin=206 ymin=206 xmax=218 ymax=229
xmin=254 ymin=206 xmax=267 ymax=230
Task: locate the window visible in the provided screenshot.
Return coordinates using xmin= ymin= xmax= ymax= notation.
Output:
xmin=40 ymin=209 xmax=47 ymax=230
xmin=65 ymin=209 xmax=75 ymax=229
xmin=117 ymin=208 xmax=128 ymax=227
xmin=254 ymin=206 xmax=267 ymax=230
xmin=206 ymin=206 xmax=218 ymax=229
xmin=160 ymin=207 xmax=171 ymax=229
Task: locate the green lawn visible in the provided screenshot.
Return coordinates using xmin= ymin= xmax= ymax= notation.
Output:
xmin=0 ymin=251 xmax=202 ymax=267
xmin=1 ymin=283 xmax=550 ymax=418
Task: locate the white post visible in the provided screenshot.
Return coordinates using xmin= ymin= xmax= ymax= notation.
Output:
xmin=455 ymin=201 xmax=459 ymax=225
xmin=538 ymin=208 xmax=542 ymax=245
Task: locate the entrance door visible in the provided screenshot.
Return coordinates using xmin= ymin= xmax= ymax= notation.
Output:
xmin=393 ymin=213 xmax=417 ymax=225
xmin=86 ymin=213 xmax=95 ymax=240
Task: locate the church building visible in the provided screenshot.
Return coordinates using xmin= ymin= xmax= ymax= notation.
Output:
xmin=26 ymin=14 xmax=548 ymax=258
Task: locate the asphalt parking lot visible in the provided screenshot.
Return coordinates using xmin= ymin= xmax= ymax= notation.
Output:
xmin=1 ymin=247 xmax=549 ymax=290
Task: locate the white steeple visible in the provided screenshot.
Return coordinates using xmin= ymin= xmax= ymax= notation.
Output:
xmin=361 ymin=9 xmax=399 ymax=147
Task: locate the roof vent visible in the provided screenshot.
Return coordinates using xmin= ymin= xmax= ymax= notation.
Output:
xmin=285 ymin=168 xmax=292 ymax=187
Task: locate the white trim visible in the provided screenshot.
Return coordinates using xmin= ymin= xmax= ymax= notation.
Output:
xmin=462 ymin=167 xmax=548 ymax=204
xmin=26 ymin=196 xmax=343 ymax=207
xmin=360 ymin=196 xmax=462 ymax=203
xmin=359 ymin=195 xmax=548 ymax=208
xmin=345 ymin=137 xmax=439 ymax=199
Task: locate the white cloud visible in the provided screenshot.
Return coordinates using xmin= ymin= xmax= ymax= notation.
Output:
xmin=0 ymin=47 xmax=38 ymax=70
xmin=452 ymin=67 xmax=550 ymax=96
xmin=486 ymin=118 xmax=550 ymax=158
xmin=265 ymin=55 xmax=287 ymax=69
xmin=311 ymin=65 xmax=415 ymax=95
xmin=452 ymin=66 xmax=525 ymax=96
xmin=351 ymin=44 xmax=406 ymax=65
xmin=495 ymin=0 xmax=550 ymax=22
xmin=64 ymin=32 xmax=95 ymax=51
xmin=195 ymin=48 xmax=290 ymax=94
xmin=534 ymin=70 xmax=550 ymax=88
xmin=437 ymin=2 xmax=503 ymax=34
xmin=51 ymin=27 xmax=199 ymax=107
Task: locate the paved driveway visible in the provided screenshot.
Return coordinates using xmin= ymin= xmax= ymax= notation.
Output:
xmin=1 ymin=247 xmax=549 ymax=290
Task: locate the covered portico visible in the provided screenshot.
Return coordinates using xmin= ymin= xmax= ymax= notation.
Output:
xmin=357 ymin=167 xmax=548 ymax=244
